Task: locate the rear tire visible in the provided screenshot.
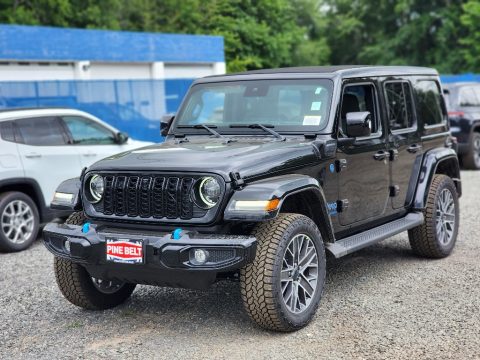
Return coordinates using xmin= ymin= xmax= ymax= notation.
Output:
xmin=240 ymin=213 xmax=326 ymax=332
xmin=462 ymin=132 xmax=480 ymax=170
xmin=408 ymin=175 xmax=459 ymax=258
xmin=0 ymin=191 xmax=39 ymax=252
xmin=53 ymin=212 xmax=136 ymax=310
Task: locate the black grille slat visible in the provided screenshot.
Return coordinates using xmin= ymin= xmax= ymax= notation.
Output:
xmin=165 ymin=177 xmax=180 ymax=219
xmin=152 ymin=177 xmax=165 ymax=218
xmin=114 ymin=176 xmax=127 ymax=216
xmin=180 ymin=178 xmax=194 ymax=219
xmin=139 ymin=177 xmax=153 ymax=218
xmin=126 ymin=176 xmax=140 ymax=217
xmin=98 ymin=174 xmax=211 ymax=220
xmin=103 ymin=176 xmax=115 ymax=215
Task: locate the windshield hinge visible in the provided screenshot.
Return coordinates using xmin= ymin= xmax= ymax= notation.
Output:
xmin=230 ymin=172 xmax=245 ymax=189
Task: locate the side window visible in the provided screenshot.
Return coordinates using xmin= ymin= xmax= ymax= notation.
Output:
xmin=0 ymin=121 xmax=15 ymax=142
xmin=459 ymin=86 xmax=480 ymax=107
xmin=340 ymin=84 xmax=380 ymax=136
xmin=15 ymin=117 xmax=67 ymax=146
xmin=62 ymin=116 xmax=116 ymax=145
xmin=384 ymin=81 xmax=415 ymax=131
xmin=414 ymin=80 xmax=446 ymax=126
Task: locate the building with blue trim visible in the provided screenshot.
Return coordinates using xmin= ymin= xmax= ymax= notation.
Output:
xmin=0 ymin=25 xmax=225 ymax=142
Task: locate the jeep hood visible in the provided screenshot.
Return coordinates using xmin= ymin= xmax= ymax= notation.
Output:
xmin=88 ymin=137 xmax=326 ymax=181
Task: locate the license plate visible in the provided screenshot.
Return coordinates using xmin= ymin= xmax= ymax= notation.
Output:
xmin=106 ymin=238 xmax=144 ymax=264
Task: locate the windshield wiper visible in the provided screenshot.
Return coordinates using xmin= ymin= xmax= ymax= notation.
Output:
xmin=177 ymin=124 xmax=234 ymax=143
xmin=229 ymin=123 xmax=286 ymax=141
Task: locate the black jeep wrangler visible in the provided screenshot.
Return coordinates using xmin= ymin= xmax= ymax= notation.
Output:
xmin=44 ymin=66 xmax=461 ymax=332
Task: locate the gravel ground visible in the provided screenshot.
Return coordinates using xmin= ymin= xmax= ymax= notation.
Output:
xmin=1 ymin=171 xmax=479 ymax=360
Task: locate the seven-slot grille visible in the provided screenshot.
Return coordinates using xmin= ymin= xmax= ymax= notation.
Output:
xmin=95 ymin=174 xmax=199 ymax=220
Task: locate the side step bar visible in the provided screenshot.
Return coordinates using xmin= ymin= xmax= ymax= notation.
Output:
xmin=326 ymin=212 xmax=424 ymax=258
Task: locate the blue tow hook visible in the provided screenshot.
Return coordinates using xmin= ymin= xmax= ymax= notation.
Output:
xmin=172 ymin=228 xmax=183 ymax=240
xmin=82 ymin=222 xmax=91 ymax=233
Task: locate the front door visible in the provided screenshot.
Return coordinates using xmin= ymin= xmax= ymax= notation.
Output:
xmin=337 ymin=82 xmax=390 ymax=226
xmin=383 ymin=80 xmax=423 ymax=209
xmin=14 ymin=116 xmax=83 ymax=206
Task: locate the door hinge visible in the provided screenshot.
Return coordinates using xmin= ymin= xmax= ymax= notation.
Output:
xmin=389 ymin=185 xmax=400 ymax=197
xmin=229 ymin=172 xmax=245 ymax=189
xmin=336 ymin=199 xmax=349 ymax=212
xmin=335 ymin=159 xmax=347 ymax=172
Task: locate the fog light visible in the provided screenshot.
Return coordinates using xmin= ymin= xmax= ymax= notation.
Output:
xmin=64 ymin=240 xmax=71 ymax=253
xmin=191 ymin=249 xmax=209 ymax=265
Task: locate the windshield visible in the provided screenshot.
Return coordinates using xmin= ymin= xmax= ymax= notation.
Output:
xmin=174 ymin=79 xmax=333 ymax=132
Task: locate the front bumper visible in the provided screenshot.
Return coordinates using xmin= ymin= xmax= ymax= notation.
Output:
xmin=43 ymin=222 xmax=256 ymax=289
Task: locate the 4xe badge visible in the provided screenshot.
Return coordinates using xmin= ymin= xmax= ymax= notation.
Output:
xmin=106 ymin=238 xmax=143 ymax=264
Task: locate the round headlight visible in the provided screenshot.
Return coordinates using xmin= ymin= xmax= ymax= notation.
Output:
xmin=197 ymin=177 xmax=221 ymax=209
xmin=89 ymin=175 xmax=104 ymax=203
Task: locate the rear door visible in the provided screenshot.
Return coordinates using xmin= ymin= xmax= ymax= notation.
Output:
xmin=14 ymin=116 xmax=83 ymax=205
xmin=383 ymin=80 xmax=423 ymax=209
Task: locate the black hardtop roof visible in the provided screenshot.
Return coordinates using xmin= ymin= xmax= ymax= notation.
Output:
xmin=199 ymin=65 xmax=438 ymax=83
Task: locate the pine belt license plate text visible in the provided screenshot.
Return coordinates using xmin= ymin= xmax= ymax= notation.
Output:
xmin=106 ymin=238 xmax=144 ymax=264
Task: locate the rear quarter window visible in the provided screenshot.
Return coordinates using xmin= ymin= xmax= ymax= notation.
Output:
xmin=0 ymin=121 xmax=15 ymax=142
xmin=414 ymin=80 xmax=446 ymax=127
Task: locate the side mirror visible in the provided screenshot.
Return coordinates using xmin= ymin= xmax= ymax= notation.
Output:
xmin=161 ymin=114 xmax=175 ymax=137
xmin=345 ymin=111 xmax=371 ymax=138
xmin=115 ymin=131 xmax=129 ymax=144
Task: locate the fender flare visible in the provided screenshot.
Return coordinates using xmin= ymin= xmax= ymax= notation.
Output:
xmin=413 ymin=148 xmax=461 ymax=210
xmin=224 ymin=174 xmax=335 ymax=243
xmin=50 ymin=177 xmax=82 ymax=211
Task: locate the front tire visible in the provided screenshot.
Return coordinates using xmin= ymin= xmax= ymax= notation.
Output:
xmin=0 ymin=191 xmax=39 ymax=252
xmin=408 ymin=175 xmax=459 ymax=258
xmin=53 ymin=212 xmax=136 ymax=310
xmin=240 ymin=213 xmax=326 ymax=332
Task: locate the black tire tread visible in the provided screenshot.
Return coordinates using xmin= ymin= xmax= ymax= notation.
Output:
xmin=53 ymin=212 xmax=135 ymax=310
xmin=240 ymin=213 xmax=325 ymax=332
xmin=408 ymin=174 xmax=458 ymax=258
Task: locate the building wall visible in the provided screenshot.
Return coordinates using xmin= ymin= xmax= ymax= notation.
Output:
xmin=0 ymin=25 xmax=225 ymax=142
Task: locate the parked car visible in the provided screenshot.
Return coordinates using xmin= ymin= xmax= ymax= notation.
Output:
xmin=0 ymin=107 xmax=151 ymax=252
xmin=44 ymin=66 xmax=461 ymax=332
xmin=443 ymin=82 xmax=480 ymax=169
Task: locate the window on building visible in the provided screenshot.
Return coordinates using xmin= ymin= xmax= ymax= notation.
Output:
xmin=62 ymin=116 xmax=116 ymax=145
xmin=414 ymin=80 xmax=446 ymax=126
xmin=15 ymin=117 xmax=67 ymax=146
xmin=384 ymin=81 xmax=415 ymax=131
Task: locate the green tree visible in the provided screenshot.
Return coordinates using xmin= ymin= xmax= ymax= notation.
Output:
xmin=461 ymin=0 xmax=480 ymax=72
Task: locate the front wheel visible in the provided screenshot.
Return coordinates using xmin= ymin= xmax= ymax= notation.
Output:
xmin=408 ymin=175 xmax=459 ymax=258
xmin=0 ymin=191 xmax=39 ymax=252
xmin=53 ymin=212 xmax=136 ymax=310
xmin=240 ymin=213 xmax=326 ymax=332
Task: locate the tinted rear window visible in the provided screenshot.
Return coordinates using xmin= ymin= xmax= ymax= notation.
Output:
xmin=414 ymin=81 xmax=446 ymax=126
xmin=15 ymin=117 xmax=67 ymax=146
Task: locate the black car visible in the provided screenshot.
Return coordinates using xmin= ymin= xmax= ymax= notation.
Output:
xmin=43 ymin=66 xmax=461 ymax=332
xmin=443 ymin=82 xmax=480 ymax=169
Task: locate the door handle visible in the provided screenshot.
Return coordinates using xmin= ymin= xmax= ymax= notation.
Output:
xmin=82 ymin=153 xmax=97 ymax=157
xmin=25 ymin=153 xmax=42 ymax=159
xmin=407 ymin=144 xmax=422 ymax=153
xmin=373 ymin=150 xmax=388 ymax=161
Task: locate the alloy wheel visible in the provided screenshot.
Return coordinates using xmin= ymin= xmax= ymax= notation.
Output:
xmin=436 ymin=188 xmax=456 ymax=246
xmin=281 ymin=234 xmax=319 ymax=314
xmin=1 ymin=200 xmax=35 ymax=244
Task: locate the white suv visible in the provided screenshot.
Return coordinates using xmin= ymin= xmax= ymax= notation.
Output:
xmin=0 ymin=108 xmax=151 ymax=252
